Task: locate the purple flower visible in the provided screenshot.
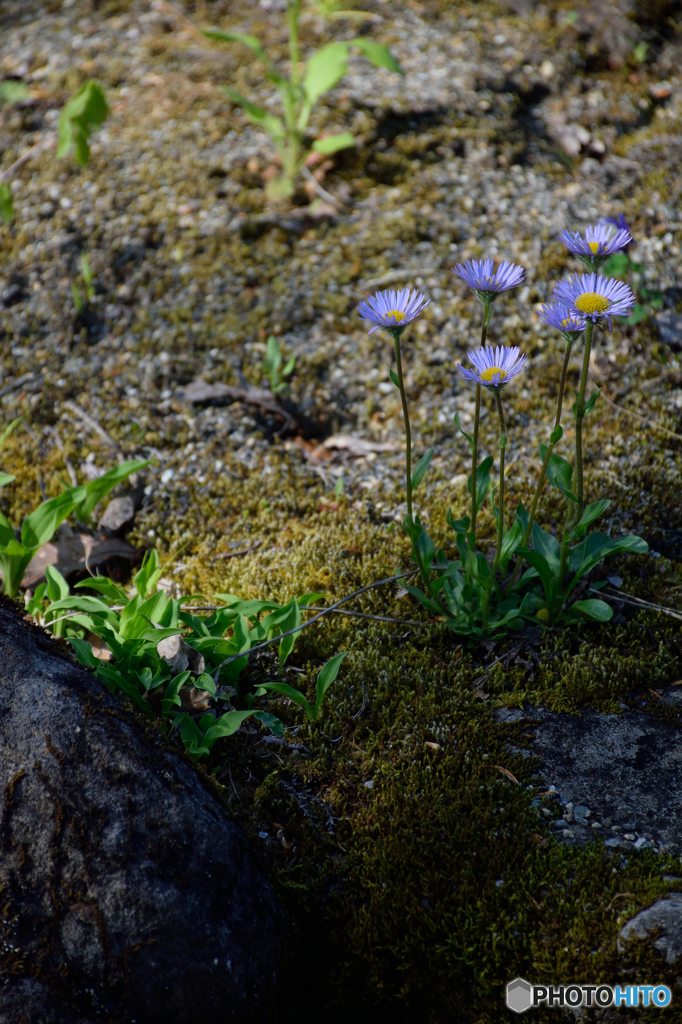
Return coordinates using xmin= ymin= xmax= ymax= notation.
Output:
xmin=603 ymin=213 xmax=630 ymax=235
xmin=552 ymin=273 xmax=636 ymax=324
xmin=557 ymin=223 xmax=632 ymax=269
xmin=538 ymin=303 xmax=587 ymax=340
xmin=451 ymin=258 xmax=525 ymax=302
xmin=356 ymin=287 xmax=430 ymax=335
xmin=456 ymin=344 xmax=527 ymax=389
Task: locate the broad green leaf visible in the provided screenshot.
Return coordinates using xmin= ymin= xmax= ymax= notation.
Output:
xmin=203 ymin=709 xmax=256 ymax=746
xmin=468 ymin=456 xmax=494 ymax=517
xmin=572 ymin=389 xmax=601 ymax=418
xmin=68 ymin=637 xmax=100 ymax=669
xmin=569 ymin=499 xmax=610 ymax=540
xmin=0 ymin=472 xmax=14 ymax=489
xmin=220 ymin=87 xmax=285 ymax=145
xmin=297 ymin=592 xmax=325 ymax=608
xmin=312 ymin=131 xmax=355 ymax=155
xmin=77 ymin=458 xmax=150 ymax=520
xmin=540 ymin=445 xmax=577 ymax=503
xmin=549 ymin=423 xmax=563 ymax=445
xmin=403 ymin=583 xmax=442 ymax=615
xmin=499 ymin=517 xmax=524 ymax=566
xmin=260 ymin=681 xmax=314 ymax=720
xmin=351 ymin=37 xmax=402 ymax=74
xmin=252 ymin=710 xmax=283 ymax=736
xmin=388 ymin=367 xmax=400 ymax=388
xmin=213 ymin=594 xmax=283 ymax=617
xmin=571 ymin=598 xmax=613 ymax=622
xmin=314 ymin=652 xmax=346 ymax=718
xmin=531 ymin=521 xmax=560 ymax=575
xmin=75 ymin=575 xmax=129 ymax=604
xmin=410 ymin=448 xmax=433 ymax=492
xmin=202 ymin=28 xmax=267 ymax=62
xmin=278 ymin=599 xmax=302 ymax=668
xmin=0 ymin=183 xmax=13 ymax=225
xmin=45 ymin=565 xmax=70 ymax=603
xmin=304 ymin=41 xmax=349 ymax=105
xmin=57 ymin=80 xmax=110 ymax=166
xmin=516 ymin=547 xmax=555 ymax=604
xmin=21 ymin=487 xmax=86 ymax=551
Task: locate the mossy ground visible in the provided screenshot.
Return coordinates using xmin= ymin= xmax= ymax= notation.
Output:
xmin=2 ymin=0 xmax=682 ymax=1018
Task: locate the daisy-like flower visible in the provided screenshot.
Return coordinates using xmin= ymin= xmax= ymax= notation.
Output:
xmin=451 ymin=258 xmax=525 ymax=303
xmin=456 ymin=344 xmax=527 ymax=389
xmin=356 ymin=287 xmax=429 ymax=335
xmin=552 ymin=272 xmax=635 ymax=324
xmin=538 ymin=303 xmax=587 ymax=341
xmin=557 ymin=223 xmax=632 ymax=270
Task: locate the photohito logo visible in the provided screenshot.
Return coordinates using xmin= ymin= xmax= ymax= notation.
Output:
xmin=506 ymin=979 xmax=672 ymax=1013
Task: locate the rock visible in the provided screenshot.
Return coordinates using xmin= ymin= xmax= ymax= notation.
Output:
xmin=619 ymin=893 xmax=682 ymax=963
xmin=0 ymin=598 xmax=283 ymax=1024
xmin=21 ymin=529 xmax=138 ymax=589
xmin=97 ymin=494 xmax=137 ymax=534
xmin=156 ymin=632 xmax=206 ymax=675
xmin=655 ymin=309 xmax=682 ymax=349
xmin=495 ymin=690 xmax=682 ymax=851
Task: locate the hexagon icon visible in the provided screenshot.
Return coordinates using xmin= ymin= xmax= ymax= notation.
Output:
xmin=507 ymin=977 xmax=533 ymax=1014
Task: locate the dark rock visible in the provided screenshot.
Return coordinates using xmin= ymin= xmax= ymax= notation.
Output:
xmin=655 ymin=308 xmax=682 ymax=349
xmin=1 ymin=282 xmax=23 ymax=306
xmin=619 ymin=893 xmax=682 ymax=963
xmin=495 ymin=690 xmax=682 ymax=851
xmin=0 ymin=598 xmax=283 ymax=1024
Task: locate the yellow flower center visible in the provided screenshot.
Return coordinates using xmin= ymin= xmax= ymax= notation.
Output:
xmin=480 ymin=366 xmax=505 ymax=382
xmin=386 ymin=309 xmax=406 ymax=323
xmin=588 ymin=241 xmax=600 ymax=255
xmin=560 ymin=318 xmax=575 ymax=328
xmin=574 ymin=292 xmax=609 ymax=315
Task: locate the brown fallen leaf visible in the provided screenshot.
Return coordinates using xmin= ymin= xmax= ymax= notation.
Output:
xmin=180 ymin=379 xmax=296 ymax=431
xmin=493 ymin=765 xmax=520 ymax=785
xmin=319 ymin=434 xmax=397 ymax=458
xmin=425 ymin=741 xmax=442 ymax=751
xmin=22 ymin=529 xmax=138 ymax=589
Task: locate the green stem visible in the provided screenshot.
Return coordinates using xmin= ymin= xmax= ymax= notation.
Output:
xmin=574 ymin=318 xmax=594 ymax=516
xmin=468 ymin=301 xmax=492 ymax=551
xmin=523 ymin=338 xmax=574 ymax=547
xmin=392 ymin=330 xmax=412 ymax=520
xmin=482 ymin=389 xmax=507 ymax=633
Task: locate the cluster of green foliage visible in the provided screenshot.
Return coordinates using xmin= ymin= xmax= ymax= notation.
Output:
xmin=204 ymin=0 xmax=402 ymax=199
xmin=0 ymin=79 xmax=110 ymax=225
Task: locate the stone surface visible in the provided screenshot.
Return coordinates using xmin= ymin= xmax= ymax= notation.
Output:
xmin=495 ymin=690 xmax=682 ymax=852
xmin=619 ymin=893 xmax=682 ymax=964
xmin=0 ymin=598 xmax=283 ymax=1024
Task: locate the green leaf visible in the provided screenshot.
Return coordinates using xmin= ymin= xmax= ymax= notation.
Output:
xmin=402 ymin=583 xmax=442 ymax=615
xmin=571 ymin=598 xmax=613 ymax=622
xmin=549 ymin=424 xmax=563 ymax=445
xmin=74 ymin=575 xmax=129 ymax=604
xmin=572 ymin=389 xmax=601 ymax=418
xmin=220 ymin=87 xmax=285 ymax=146
xmin=0 ymin=472 xmax=14 ymax=489
xmin=252 ymin=710 xmax=283 ymax=736
xmin=21 ymin=486 xmax=86 ymax=551
xmin=531 ymin=522 xmax=560 ymax=576
xmin=410 ymin=448 xmax=433 ymax=492
xmin=303 ymin=41 xmax=350 ymax=105
xmin=68 ymin=637 xmax=100 ymax=669
xmin=45 ymin=565 xmax=69 ymax=603
xmin=499 ymin=518 xmax=524 ymax=567
xmin=314 ymin=652 xmax=346 ymax=719
xmin=516 ymin=547 xmax=555 ymax=604
xmin=454 ymin=412 xmax=475 ymax=453
xmin=77 ymin=459 xmax=150 ymax=521
xmin=0 ymin=183 xmax=13 ymax=225
xmin=57 ymin=80 xmax=110 ymax=166
xmin=203 ymin=710 xmax=256 ymax=747
xmin=540 ymin=445 xmax=577 ymax=503
xmin=0 ymin=80 xmax=29 ymax=104
xmin=602 ymin=252 xmax=629 ymax=277
xmin=312 ymin=131 xmax=355 ymax=155
xmin=202 ymin=28 xmax=267 ymax=62
xmin=260 ymin=681 xmax=314 ymax=720
xmin=388 ymin=367 xmax=400 ymax=388
xmin=569 ymin=499 xmax=611 ymax=540
xmin=351 ymin=37 xmax=403 ymax=74
xmin=277 ymin=599 xmax=301 ymax=668
xmin=0 ymin=417 xmax=22 ymax=452
xmin=468 ymin=456 xmax=494 ymax=517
